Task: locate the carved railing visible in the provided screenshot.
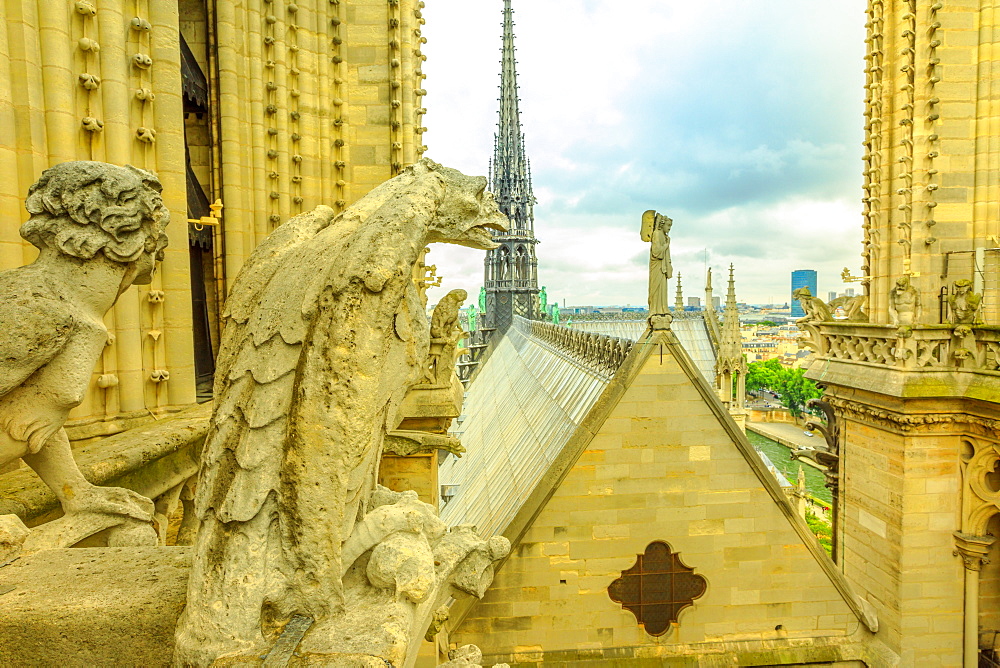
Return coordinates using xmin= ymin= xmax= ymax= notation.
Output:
xmin=515 ymin=316 xmax=634 ymax=378
xmin=808 ymin=322 xmax=1000 ymax=373
xmin=484 ymin=279 xmax=538 ymax=290
xmin=568 ymin=310 xmax=703 ymax=322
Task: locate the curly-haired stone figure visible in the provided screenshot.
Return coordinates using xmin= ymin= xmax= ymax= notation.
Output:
xmin=0 ymin=161 xmax=169 ymax=527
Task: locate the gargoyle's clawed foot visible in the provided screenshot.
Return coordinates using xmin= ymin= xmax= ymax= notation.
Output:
xmin=64 ymin=485 xmax=155 ymax=522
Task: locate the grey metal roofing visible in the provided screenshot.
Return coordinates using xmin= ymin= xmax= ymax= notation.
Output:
xmin=570 ymin=317 xmax=718 ymax=384
xmin=440 ymin=323 xmax=611 ymax=536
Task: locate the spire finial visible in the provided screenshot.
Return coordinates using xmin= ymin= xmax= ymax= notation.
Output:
xmin=492 ymin=0 xmax=535 ymax=235
xmin=674 ymin=271 xmax=684 ymax=311
xmin=717 ymin=265 xmax=745 ymax=373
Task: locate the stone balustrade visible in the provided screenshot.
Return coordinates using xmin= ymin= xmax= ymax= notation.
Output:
xmin=515 ymin=316 xmax=634 ymax=378
xmin=568 ymin=310 xmax=703 ymax=322
xmin=810 ymin=322 xmax=1000 ymax=373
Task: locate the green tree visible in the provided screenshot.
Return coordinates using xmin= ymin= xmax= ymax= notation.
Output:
xmin=757 ymin=320 xmax=778 ymax=327
xmin=776 ymin=367 xmax=823 ymax=417
xmin=746 ymin=358 xmax=783 ymax=393
xmin=745 ymin=359 xmax=822 ymax=417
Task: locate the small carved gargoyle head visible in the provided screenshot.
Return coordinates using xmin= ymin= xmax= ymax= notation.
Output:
xmin=414 ymin=159 xmax=509 ymax=250
xmin=20 ymin=161 xmax=170 ymax=284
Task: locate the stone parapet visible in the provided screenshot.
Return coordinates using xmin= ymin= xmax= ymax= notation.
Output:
xmin=806 ymin=321 xmax=1000 ymax=374
xmin=515 ymin=316 xmax=634 ymax=379
xmin=569 ymin=310 xmax=704 ymax=322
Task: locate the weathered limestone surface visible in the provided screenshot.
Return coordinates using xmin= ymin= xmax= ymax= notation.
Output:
xmin=0 ymin=547 xmax=191 ymax=667
xmin=451 ymin=330 xmax=891 ymax=666
xmin=0 ymin=162 xmax=174 ymax=550
xmin=0 ymin=402 xmax=210 ymax=525
xmin=174 ymin=161 xmax=511 ymax=667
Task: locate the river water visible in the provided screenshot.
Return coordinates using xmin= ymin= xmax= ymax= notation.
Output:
xmin=746 ymin=430 xmax=832 ymax=505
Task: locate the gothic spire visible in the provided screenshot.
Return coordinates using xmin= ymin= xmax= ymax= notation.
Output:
xmin=674 ymin=272 xmax=684 ymax=311
xmin=717 ymin=264 xmax=746 ymax=373
xmin=491 ymin=0 xmax=535 ymax=235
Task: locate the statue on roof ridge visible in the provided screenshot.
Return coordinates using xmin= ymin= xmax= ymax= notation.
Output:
xmin=641 ymin=209 xmax=673 ymax=330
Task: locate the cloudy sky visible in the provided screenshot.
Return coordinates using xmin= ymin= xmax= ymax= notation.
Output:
xmin=421 ymin=0 xmax=868 ymax=307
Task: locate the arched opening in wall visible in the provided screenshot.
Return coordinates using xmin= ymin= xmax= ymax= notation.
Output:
xmin=515 ymin=245 xmax=528 ymax=281
xmin=179 ymin=2 xmax=217 ymax=402
xmin=980 ymin=513 xmax=1000 ymax=655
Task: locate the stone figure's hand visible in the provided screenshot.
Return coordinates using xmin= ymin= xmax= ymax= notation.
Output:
xmin=63 ymin=484 xmax=155 ymax=522
xmin=2 ymin=407 xmax=68 ymax=456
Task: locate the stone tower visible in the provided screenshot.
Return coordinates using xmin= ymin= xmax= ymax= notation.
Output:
xmin=483 ymin=0 xmax=541 ymax=334
xmin=803 ymin=2 xmax=1000 ymax=664
xmin=715 ymin=265 xmax=747 ymax=430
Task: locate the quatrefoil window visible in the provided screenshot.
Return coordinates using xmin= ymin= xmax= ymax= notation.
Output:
xmin=608 ymin=541 xmax=707 ymax=636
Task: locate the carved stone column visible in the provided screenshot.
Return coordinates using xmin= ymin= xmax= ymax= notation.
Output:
xmin=954 ymin=532 xmax=995 ymax=667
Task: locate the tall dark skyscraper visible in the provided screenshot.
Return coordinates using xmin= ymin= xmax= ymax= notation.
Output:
xmin=482 ymin=0 xmax=541 ymax=334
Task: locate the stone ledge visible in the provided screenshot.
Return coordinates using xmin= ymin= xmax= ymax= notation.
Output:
xmin=0 ymin=546 xmax=191 ymax=667
xmin=0 ymin=402 xmax=211 ymax=523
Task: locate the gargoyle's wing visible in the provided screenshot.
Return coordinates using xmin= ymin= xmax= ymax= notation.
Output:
xmin=0 ymin=288 xmax=75 ymax=397
xmin=196 ymin=206 xmax=342 ymax=523
xmin=275 ymin=178 xmax=440 ymax=605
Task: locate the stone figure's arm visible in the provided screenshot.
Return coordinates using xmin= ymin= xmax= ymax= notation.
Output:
xmin=0 ymin=292 xmax=75 ymax=397
xmin=650 ymin=231 xmax=666 ymax=260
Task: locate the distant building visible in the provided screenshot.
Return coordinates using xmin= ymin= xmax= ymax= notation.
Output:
xmin=790 ymin=269 xmax=818 ymax=318
xmin=845 ymin=287 xmax=855 ymax=297
xmin=688 ymin=297 xmax=702 ymax=308
xmin=828 ymin=291 xmax=838 ymax=302
xmin=712 ymin=296 xmax=721 ymax=309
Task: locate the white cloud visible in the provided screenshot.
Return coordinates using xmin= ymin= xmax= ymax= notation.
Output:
xmin=421 ymin=0 xmax=868 ymax=307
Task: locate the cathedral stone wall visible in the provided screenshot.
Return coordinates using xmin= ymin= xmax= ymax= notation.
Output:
xmin=862 ymin=0 xmax=1000 ymax=321
xmin=809 ymin=3 xmax=1000 ymax=664
xmin=0 ymin=0 xmax=425 ymax=433
xmin=451 ymin=333 xmax=883 ymax=666
xmin=838 ymin=407 xmax=964 ymax=664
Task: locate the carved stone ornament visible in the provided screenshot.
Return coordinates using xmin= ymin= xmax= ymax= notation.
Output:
xmin=641 ymin=210 xmax=672 ymax=318
xmin=608 ymin=541 xmax=707 ymax=636
xmin=949 ymin=279 xmax=982 ymax=325
xmin=953 ymin=532 xmax=995 ymax=571
xmin=423 ymin=288 xmax=468 ymax=387
xmin=823 ymin=396 xmax=1000 ymax=434
xmin=438 ymin=644 xmax=511 ymax=668
xmin=0 ymin=161 xmax=169 ymax=552
xmin=889 ymin=274 xmax=920 ymax=326
xmin=797 ymin=398 xmax=841 ymax=493
xmin=173 ymin=159 xmax=511 ymax=667
xmin=518 ymin=318 xmax=633 ymax=379
xmin=828 ymin=294 xmax=868 ymax=322
xmin=793 ymin=286 xmax=831 ymax=350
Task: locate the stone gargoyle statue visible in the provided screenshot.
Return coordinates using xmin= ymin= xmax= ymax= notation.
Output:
xmin=0 ymin=161 xmax=167 ymax=551
xmin=425 ymin=288 xmax=468 ymax=386
xmin=949 ymin=279 xmax=982 ymax=325
xmin=173 ymin=160 xmax=511 ymax=667
xmin=792 ymin=286 xmax=831 ymax=352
